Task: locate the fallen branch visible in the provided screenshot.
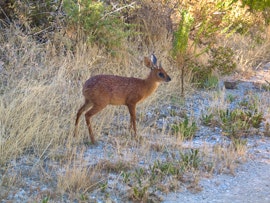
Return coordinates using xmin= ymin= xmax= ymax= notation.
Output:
xmin=101 ymin=2 xmax=136 ymax=19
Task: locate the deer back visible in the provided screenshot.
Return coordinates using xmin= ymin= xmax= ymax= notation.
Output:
xmin=82 ymin=54 xmax=171 ymax=106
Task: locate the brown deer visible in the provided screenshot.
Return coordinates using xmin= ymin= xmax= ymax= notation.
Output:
xmin=74 ymin=54 xmax=171 ymax=144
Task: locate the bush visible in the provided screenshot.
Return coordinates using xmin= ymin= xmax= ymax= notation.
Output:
xmin=218 ymin=108 xmax=264 ymax=138
xmin=208 ymin=46 xmax=236 ymax=75
xmin=190 ymin=61 xmax=219 ymax=89
xmin=0 ymin=0 xmax=61 ymax=42
xmin=63 ymin=0 xmax=132 ymax=52
xmin=171 ymin=117 xmax=197 ymax=140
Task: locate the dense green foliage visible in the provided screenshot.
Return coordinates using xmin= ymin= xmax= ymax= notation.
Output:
xmin=239 ymin=0 xmax=270 ymax=24
xmin=241 ymin=0 xmax=270 ymax=11
xmin=63 ymin=0 xmax=132 ymax=51
xmin=173 ymin=10 xmax=194 ymax=57
xmin=0 ymin=1 xmax=60 ymax=33
xmin=208 ymin=47 xmax=236 ymax=75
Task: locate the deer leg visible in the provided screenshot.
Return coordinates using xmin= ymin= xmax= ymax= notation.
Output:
xmin=85 ymin=104 xmax=106 ymax=144
xmin=74 ymin=100 xmax=92 ymax=137
xmin=127 ymin=104 xmax=137 ymax=135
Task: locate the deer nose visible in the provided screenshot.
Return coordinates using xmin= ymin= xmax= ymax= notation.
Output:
xmin=166 ymin=76 xmax=171 ymax=82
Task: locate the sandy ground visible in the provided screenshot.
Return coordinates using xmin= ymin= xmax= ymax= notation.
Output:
xmin=165 ymin=63 xmax=270 ymax=203
xmin=166 ymin=138 xmax=270 ymax=203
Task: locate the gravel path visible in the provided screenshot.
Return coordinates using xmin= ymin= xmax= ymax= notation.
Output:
xmin=165 ymin=64 xmax=270 ymax=203
xmin=166 ymin=139 xmax=270 ymax=203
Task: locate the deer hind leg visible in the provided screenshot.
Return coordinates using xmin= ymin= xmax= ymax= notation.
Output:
xmin=74 ymin=100 xmax=92 ymax=137
xmin=85 ymin=104 xmax=106 ymax=144
xmin=127 ymin=104 xmax=137 ymax=135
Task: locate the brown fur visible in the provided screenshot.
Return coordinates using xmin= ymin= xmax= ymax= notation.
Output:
xmin=74 ymin=56 xmax=171 ymax=144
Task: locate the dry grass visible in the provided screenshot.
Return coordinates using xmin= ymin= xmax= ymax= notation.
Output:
xmin=217 ymin=32 xmax=270 ymax=73
xmin=57 ymin=148 xmax=104 ymax=196
xmin=0 ymin=21 xmax=269 ymax=201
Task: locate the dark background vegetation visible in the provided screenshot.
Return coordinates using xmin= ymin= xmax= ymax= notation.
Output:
xmin=1 ymin=0 xmax=270 ymax=90
xmin=0 ymin=0 xmax=270 ymax=202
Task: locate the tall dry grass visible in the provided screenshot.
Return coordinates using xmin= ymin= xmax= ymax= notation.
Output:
xmin=0 ymin=25 xmax=179 ymax=165
xmin=216 ymin=30 xmax=270 ymax=72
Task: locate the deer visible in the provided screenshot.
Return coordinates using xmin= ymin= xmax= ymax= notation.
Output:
xmin=74 ymin=54 xmax=171 ymax=144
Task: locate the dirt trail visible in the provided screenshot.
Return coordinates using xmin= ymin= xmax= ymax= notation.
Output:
xmin=166 ymin=139 xmax=270 ymax=203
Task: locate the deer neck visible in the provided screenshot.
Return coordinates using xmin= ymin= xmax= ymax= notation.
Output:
xmin=144 ymin=72 xmax=160 ymax=95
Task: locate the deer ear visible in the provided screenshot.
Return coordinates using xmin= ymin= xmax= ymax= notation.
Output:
xmin=144 ymin=56 xmax=152 ymax=68
xmin=151 ymin=54 xmax=157 ymax=66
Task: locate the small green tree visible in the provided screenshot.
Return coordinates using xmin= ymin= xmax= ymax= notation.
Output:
xmin=172 ymin=10 xmax=194 ymax=96
xmin=173 ymin=10 xmax=194 ymax=57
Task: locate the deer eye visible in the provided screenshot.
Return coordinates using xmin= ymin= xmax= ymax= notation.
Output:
xmin=158 ymin=72 xmax=165 ymax=78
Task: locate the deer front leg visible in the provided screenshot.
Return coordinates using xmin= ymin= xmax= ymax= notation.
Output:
xmin=127 ymin=104 xmax=137 ymax=135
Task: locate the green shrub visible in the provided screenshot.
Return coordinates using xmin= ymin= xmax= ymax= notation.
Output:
xmin=171 ymin=117 xmax=197 ymax=139
xmin=226 ymin=94 xmax=237 ymax=103
xmin=172 ymin=9 xmax=194 ymax=95
xmin=63 ymin=0 xmax=132 ymax=51
xmin=0 ymin=0 xmax=61 ymax=41
xmin=232 ymin=137 xmax=247 ymax=149
xmin=208 ymin=46 xmax=236 ymax=75
xmin=180 ymin=149 xmax=201 ymax=170
xmin=241 ymin=0 xmax=270 ymax=11
xmin=219 ymin=109 xmax=247 ymax=137
xmin=190 ymin=60 xmax=219 ymax=89
xmin=262 ymin=83 xmax=270 ymax=91
xmin=150 ymin=160 xmax=181 ymax=178
xmin=218 ymin=108 xmax=264 ymax=138
xmin=173 ymin=10 xmax=194 ymax=56
xmin=191 ymin=62 xmax=210 ymax=88
xmin=201 ymin=113 xmax=214 ymax=126
xmin=132 ymin=185 xmax=149 ymax=201
xmin=203 ymin=75 xmax=219 ymax=89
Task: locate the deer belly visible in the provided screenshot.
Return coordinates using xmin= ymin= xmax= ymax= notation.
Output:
xmin=109 ymin=91 xmax=127 ymax=105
